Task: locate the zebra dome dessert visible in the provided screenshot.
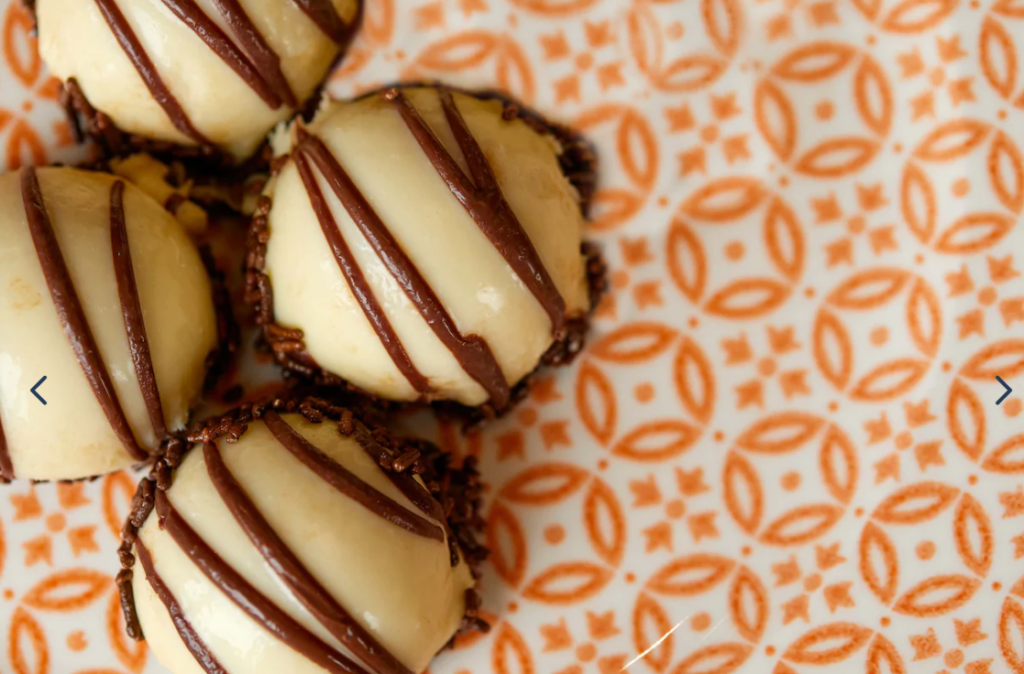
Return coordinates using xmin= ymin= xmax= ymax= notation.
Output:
xmin=0 ymin=166 xmax=218 ymax=481
xmin=248 ymin=86 xmax=602 ymax=414
xmin=118 ymin=396 xmax=485 ymax=674
xmin=34 ymin=0 xmax=362 ymax=161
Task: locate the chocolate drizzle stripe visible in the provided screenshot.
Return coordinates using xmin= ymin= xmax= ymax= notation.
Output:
xmin=0 ymin=410 xmax=11 ymax=480
xmin=211 ymin=0 xmax=298 ymax=107
xmin=135 ymin=539 xmax=227 ymax=674
xmin=158 ymin=0 xmax=284 ymax=108
xmin=21 ymin=168 xmax=147 ymax=462
xmin=93 ymin=0 xmax=211 ymax=144
xmin=263 ymin=410 xmax=444 ymax=541
xmin=288 ymin=0 xmax=347 ymax=43
xmin=204 ymin=441 xmax=412 ymax=674
xmin=110 ymin=180 xmax=167 ymax=443
xmin=352 ymin=429 xmax=443 ymax=521
xmin=155 ymin=490 xmax=370 ymax=674
xmin=393 ymin=90 xmax=566 ymax=334
xmin=292 ymin=146 xmax=431 ymax=396
xmin=295 ymin=128 xmax=510 ymax=408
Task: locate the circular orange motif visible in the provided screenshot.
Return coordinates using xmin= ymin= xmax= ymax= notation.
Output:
xmin=814 ymin=268 xmax=942 ymax=402
xmin=724 ymin=241 xmax=745 ymax=260
xmin=724 ymin=412 xmax=858 ymax=546
xmin=895 ymin=431 xmax=913 ymax=450
xmin=901 ymin=119 xmax=1022 ymax=254
xmin=870 ymin=326 xmax=889 ymax=345
xmin=691 ymin=612 xmax=712 ymax=631
xmin=627 ymin=0 xmax=741 ymax=93
xmin=952 ymin=177 xmax=971 ymax=196
xmin=815 ymin=100 xmax=834 ymax=120
xmin=916 ymin=541 xmax=936 ymax=559
xmin=781 ymin=472 xmax=801 ymax=491
xmin=979 ymin=286 xmax=998 ymax=305
xmin=634 ymin=382 xmax=655 ymax=402
xmin=665 ymin=499 xmax=686 ymax=519
xmin=543 ymin=525 xmax=565 ymax=544
xmin=758 ymin=357 xmax=777 ymax=377
xmin=45 ymin=514 xmax=65 ymax=533
xmin=755 ymin=42 xmax=892 ymax=178
xmin=667 ymin=178 xmax=805 ymax=319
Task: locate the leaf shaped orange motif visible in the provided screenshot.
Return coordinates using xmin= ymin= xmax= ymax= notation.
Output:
xmin=682 ymin=177 xmax=764 ymax=221
xmin=772 ymin=42 xmax=857 ymax=81
xmin=705 ymin=279 xmax=790 ymax=319
xmin=872 ymin=481 xmax=959 ymax=523
xmin=982 ymin=434 xmax=1024 ymax=474
xmin=764 ymin=197 xmax=804 ymax=281
xmin=828 ymin=268 xmax=909 ymax=308
xmin=10 ymin=607 xmax=47 ymax=674
xmin=990 ymin=131 xmax=1024 ymax=212
xmin=2 ymin=3 xmax=40 ymax=87
xmin=934 ymin=212 xmax=1014 ymax=253
xmin=782 ymin=622 xmax=872 ymax=664
xmin=576 ymin=360 xmax=617 ymax=446
xmin=613 ymin=421 xmax=701 ymax=462
xmin=906 ymin=279 xmax=941 ymax=357
xmin=487 ymin=502 xmax=527 ymax=587
xmin=673 ymin=643 xmax=752 ymax=674
xmin=730 ymin=566 xmax=769 ymax=642
xmin=499 ymin=463 xmax=589 ymax=504
xmin=901 ymin=161 xmax=937 ymax=243
xmin=954 ymin=494 xmax=993 ymax=576
xmin=667 ymin=221 xmax=706 ymax=302
xmin=980 ymin=17 xmax=1018 ymax=100
xmin=633 ymin=592 xmax=674 ymax=672
xmin=724 ymin=451 xmax=762 ymax=534
xmin=737 ymin=411 xmax=824 ymax=453
xmin=646 ymin=554 xmax=735 ymax=596
xmin=590 ymin=189 xmax=644 ymax=232
xmin=880 ymin=0 xmax=956 ymax=32
xmin=654 ymin=55 xmax=728 ymax=92
xmin=103 ymin=471 xmax=136 ymax=540
xmin=1000 ymin=597 xmax=1024 ymax=673
xmin=855 ymin=56 xmax=893 ymax=136
xmin=892 ymin=575 xmax=980 ymax=617
xmin=760 ymin=504 xmax=843 ymax=546
xmin=755 ymin=80 xmax=796 ymax=162
xmin=705 ymin=0 xmax=742 ymax=56
xmin=522 ymin=562 xmax=613 ymax=604
xmin=584 ymin=479 xmax=626 ymax=567
xmin=865 ymin=634 xmax=906 ymax=674
xmin=591 ymin=322 xmax=677 ymax=363
xmin=492 ymin=621 xmax=535 ymax=674
xmin=821 ymin=425 xmax=858 ymax=504
xmin=961 ymin=340 xmax=1024 ymax=379
xmin=849 ymin=359 xmax=930 ymax=401
xmin=794 ymin=138 xmax=879 ymax=178
xmin=860 ymin=521 xmax=898 ymax=603
xmin=674 ymin=337 xmax=715 ymax=424
xmin=913 ymin=119 xmax=991 ymax=161
xmin=814 ymin=309 xmax=853 ymax=390
xmin=948 ymin=379 xmax=986 ymax=461
xmin=23 ymin=569 xmax=112 ymax=611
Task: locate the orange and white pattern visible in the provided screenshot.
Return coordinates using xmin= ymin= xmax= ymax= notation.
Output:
xmin=2 ymin=0 xmax=1024 ymax=672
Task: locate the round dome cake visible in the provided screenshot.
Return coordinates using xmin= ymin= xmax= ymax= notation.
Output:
xmin=34 ymin=0 xmax=362 ymax=160
xmin=248 ymin=86 xmax=601 ymax=412
xmin=118 ymin=396 xmax=484 ymax=674
xmin=0 ymin=166 xmax=218 ymax=481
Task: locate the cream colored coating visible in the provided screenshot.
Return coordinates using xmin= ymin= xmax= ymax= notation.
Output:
xmin=264 ymin=89 xmax=590 ymax=405
xmin=0 ymin=167 xmax=216 ymax=480
xmin=133 ymin=413 xmax=473 ymax=673
xmin=36 ymin=0 xmax=359 ymax=160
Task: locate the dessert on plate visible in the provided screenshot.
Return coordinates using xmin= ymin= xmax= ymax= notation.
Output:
xmin=0 ymin=166 xmax=219 ymax=481
xmin=247 ymin=85 xmax=603 ymax=416
xmin=118 ymin=395 xmax=485 ymax=674
xmin=32 ymin=0 xmax=363 ymax=161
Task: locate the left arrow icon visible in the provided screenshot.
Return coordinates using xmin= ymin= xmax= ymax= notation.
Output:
xmin=31 ymin=376 xmax=47 ymax=405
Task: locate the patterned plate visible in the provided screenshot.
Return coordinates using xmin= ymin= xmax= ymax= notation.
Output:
xmin=2 ymin=0 xmax=1024 ymax=672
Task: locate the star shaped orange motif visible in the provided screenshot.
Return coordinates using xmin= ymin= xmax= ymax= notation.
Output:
xmin=629 ymin=475 xmax=662 ymax=507
xmin=874 ymin=453 xmax=901 ymax=483
xmin=772 ymin=556 xmax=801 ymax=586
xmin=687 ymin=512 xmax=718 ymax=541
xmin=957 ymin=309 xmax=985 ymax=338
xmin=1000 ymin=486 xmax=1024 ymax=518
xmin=642 ymin=522 xmax=673 ymax=552
xmin=540 ymin=32 xmax=570 ymax=60
xmin=811 ymin=193 xmax=842 ymax=222
xmin=781 ymin=594 xmax=810 ymax=624
xmin=914 ymin=440 xmax=945 ymax=471
xmin=665 ymin=104 xmax=695 ymax=133
xmin=807 ymin=1 xmax=839 ymax=25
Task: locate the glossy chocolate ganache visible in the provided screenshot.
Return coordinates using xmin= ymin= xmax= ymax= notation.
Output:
xmin=0 ymin=166 xmax=219 ymax=481
xmin=248 ymin=86 xmax=605 ymax=417
xmin=32 ymin=0 xmax=362 ymax=160
xmin=118 ymin=395 xmax=486 ymax=674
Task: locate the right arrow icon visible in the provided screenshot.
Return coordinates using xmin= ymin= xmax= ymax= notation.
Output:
xmin=996 ymin=376 xmax=1013 ymax=405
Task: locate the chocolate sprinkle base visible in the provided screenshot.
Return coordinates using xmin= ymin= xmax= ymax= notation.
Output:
xmin=118 ymin=391 xmax=489 ymax=644
xmin=245 ymin=84 xmax=607 ymax=426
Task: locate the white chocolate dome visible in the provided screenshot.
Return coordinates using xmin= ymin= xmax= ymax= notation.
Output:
xmin=127 ymin=409 xmax=475 ymax=674
xmin=0 ymin=166 xmax=217 ymax=481
xmin=257 ymin=88 xmax=592 ymax=408
xmin=36 ymin=0 xmax=361 ymax=160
